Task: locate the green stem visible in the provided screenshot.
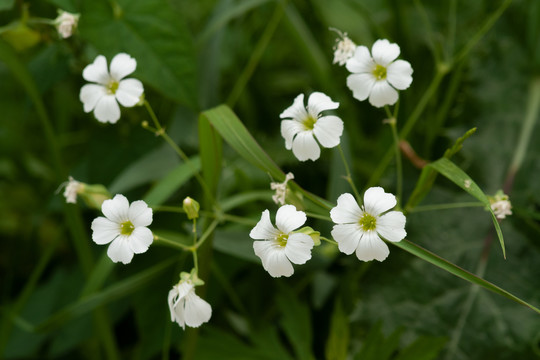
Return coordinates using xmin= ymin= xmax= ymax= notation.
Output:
xmin=305 ymin=212 xmax=332 ymax=222
xmin=385 ymin=110 xmax=403 ymax=207
xmin=195 ymin=220 xmax=220 ymax=250
xmin=320 ymin=237 xmax=338 ymax=245
xmin=154 ymin=235 xmax=191 ymax=251
xmin=408 ymin=202 xmax=484 ymax=213
xmin=226 ymin=1 xmax=285 ymax=108
xmin=152 ymin=206 xmax=256 ymax=226
xmin=337 ymin=144 xmax=361 ymax=200
xmin=143 ymin=100 xmax=215 ymax=204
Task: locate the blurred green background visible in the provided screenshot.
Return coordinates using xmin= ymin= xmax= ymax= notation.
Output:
xmin=1 ymin=0 xmax=540 ymax=359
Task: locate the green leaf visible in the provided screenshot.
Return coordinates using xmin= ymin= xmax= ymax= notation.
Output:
xmin=325 ymin=299 xmax=349 ymax=360
xmin=0 ymin=0 xmax=14 ymax=11
xmin=392 ymin=240 xmax=540 ymax=315
xmin=393 ymin=336 xmax=447 ymax=360
xmin=79 ymin=0 xmax=197 ymax=106
xmin=277 ymin=289 xmax=314 ymax=360
xmin=427 ymin=157 xmax=505 ymax=257
xmin=142 ymin=156 xmax=201 ymax=206
xmin=354 ymin=323 xmax=402 ymax=360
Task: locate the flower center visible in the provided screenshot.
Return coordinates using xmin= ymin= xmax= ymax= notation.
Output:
xmin=107 ymin=80 xmax=119 ymax=94
xmin=372 ymin=64 xmax=387 ymax=80
xmin=302 ymin=115 xmax=317 ymax=130
xmin=276 ymin=232 xmax=288 ymax=247
xmin=358 ymin=213 xmax=377 ymax=231
xmin=120 ymin=221 xmax=135 ymax=235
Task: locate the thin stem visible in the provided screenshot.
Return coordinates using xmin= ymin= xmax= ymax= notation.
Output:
xmin=152 ymin=206 xmax=255 ymax=226
xmin=337 ymin=144 xmax=361 ymax=200
xmin=320 ymin=236 xmax=338 ymax=245
xmin=384 ymin=108 xmax=403 ymax=207
xmin=143 ymin=100 xmax=215 ymax=205
xmin=305 ymin=212 xmax=332 ymax=222
xmin=409 ymin=202 xmax=484 ymax=213
xmin=154 ymin=235 xmax=191 ymax=251
xmin=195 ymin=219 xmax=220 ymax=250
xmin=192 ymin=218 xmax=198 ymax=273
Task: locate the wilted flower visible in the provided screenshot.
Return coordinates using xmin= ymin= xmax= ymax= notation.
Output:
xmin=54 ymin=10 xmax=79 ymax=38
xmin=332 ymin=30 xmax=356 ymax=66
xmin=280 ymin=92 xmax=344 ymax=161
xmin=250 ymin=205 xmax=314 ymax=277
xmin=168 ymin=274 xmax=212 ymax=329
xmin=330 ymin=187 xmax=406 ymax=262
xmin=80 ymin=53 xmax=144 ymax=123
xmin=270 ymin=172 xmax=294 ymax=205
xmin=63 ymin=176 xmax=82 ymax=204
xmin=489 ymin=191 xmax=512 ymax=220
xmin=91 ymin=194 xmax=153 ymax=264
xmin=346 ymin=39 xmax=413 ymax=108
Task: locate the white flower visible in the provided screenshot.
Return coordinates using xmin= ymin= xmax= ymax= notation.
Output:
xmin=54 ymin=10 xmax=79 ymax=38
xmin=346 ymin=39 xmax=413 ymax=108
xmin=489 ymin=191 xmax=512 ymax=219
xmin=63 ymin=176 xmax=82 ymax=204
xmin=270 ymin=172 xmax=294 ymax=205
xmin=91 ymin=194 xmax=153 ymax=264
xmin=330 ymin=187 xmax=406 ymax=262
xmin=250 ymin=205 xmax=314 ymax=277
xmin=168 ymin=280 xmax=212 ymax=329
xmin=280 ymin=92 xmax=344 ymax=161
xmin=80 ymin=53 xmax=144 ymax=124
xmin=333 ymin=32 xmax=356 ymax=66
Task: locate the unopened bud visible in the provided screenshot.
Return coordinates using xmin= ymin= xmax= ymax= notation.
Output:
xmin=183 ymin=197 xmax=200 ymax=220
xmin=296 ymin=226 xmax=321 ymax=246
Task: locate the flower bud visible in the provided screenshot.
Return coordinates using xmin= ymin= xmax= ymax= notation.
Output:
xmin=296 ymin=226 xmax=321 ymax=246
xmin=183 ymin=197 xmax=200 ymax=220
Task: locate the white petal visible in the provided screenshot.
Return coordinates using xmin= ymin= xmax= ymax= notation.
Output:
xmin=363 ymin=187 xmax=397 ymax=215
xmin=275 ymin=205 xmax=306 ymax=234
xmin=355 ymin=231 xmax=389 ymax=261
xmin=331 ymin=223 xmax=362 ymax=255
xmin=253 ymin=242 xmax=293 ymax=277
xmin=279 ymin=94 xmax=308 ymax=121
xmin=173 ymin=299 xmax=186 ymax=329
xmin=346 ymin=46 xmax=375 ymax=73
xmin=116 ymin=78 xmax=144 ymax=107
xmin=386 ymin=60 xmax=413 ymax=90
xmin=281 ymin=119 xmax=304 ymax=150
xmin=313 ymin=115 xmax=343 ymax=148
xmin=330 ymin=193 xmax=362 ymax=224
xmin=368 ymin=81 xmax=398 ymax=108
xmin=109 ymin=53 xmax=137 ymax=81
xmin=291 ymin=131 xmax=320 ymax=161
xmin=128 ymin=200 xmax=153 ymax=227
xmin=371 ymin=39 xmax=400 ymax=66
xmin=284 ymin=233 xmax=313 ymax=264
xmin=107 ymin=236 xmax=134 ymax=264
xmin=82 ymin=55 xmax=110 ymax=84
xmin=102 ymin=194 xmax=130 ymax=223
xmin=377 ymin=211 xmax=406 ymax=242
xmin=94 ymin=95 xmax=121 ymax=123
xmin=306 ymin=92 xmax=339 ymax=118
xmin=184 ymin=292 xmax=212 ymax=328
xmin=347 ymin=73 xmax=376 ymax=102
xmin=91 ymin=217 xmax=120 ymax=245
xmin=128 ymin=226 xmax=153 ymax=254
xmin=168 ymin=287 xmax=179 ymax=322
xmin=250 ymin=210 xmax=279 ymax=240
xmin=80 ymin=84 xmax=106 ymax=113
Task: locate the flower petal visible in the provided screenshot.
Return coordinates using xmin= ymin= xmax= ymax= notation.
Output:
xmin=279 ymin=94 xmax=308 ymax=120
xmin=250 ymin=210 xmax=279 ymax=240
xmin=80 ymin=84 xmax=106 ymax=113
xmin=330 ymin=193 xmax=362 ymax=224
xmin=281 ymin=119 xmax=305 ymax=150
xmin=82 ymin=55 xmax=110 ymax=84
xmin=275 ymin=204 xmax=306 ymax=234
xmin=285 ymin=233 xmax=313 ymax=264
xmin=107 ymin=236 xmax=134 ymax=264
xmin=292 ymin=131 xmax=320 ymax=161
xmin=346 ymin=45 xmax=375 ymax=73
xmin=386 ymin=60 xmax=413 ymax=90
xmin=184 ymin=292 xmax=212 ymax=328
xmin=116 ymin=78 xmax=144 ymax=107
xmin=377 ymin=211 xmax=406 ymax=242
xmin=313 ymin=115 xmax=343 ymax=148
xmin=254 ymin=242 xmax=293 ymax=277
xmin=129 ymin=200 xmax=153 ymax=227
xmin=306 ymin=92 xmax=339 ymax=118
xmin=355 ymin=231 xmax=389 ymax=262
xmin=128 ymin=226 xmax=153 ymax=254
xmin=368 ymin=81 xmax=398 ymax=108
xmin=102 ymin=194 xmax=130 ymax=223
xmin=363 ymin=187 xmax=397 ymax=215
xmin=347 ymin=73 xmax=376 ymax=102
xmin=109 ymin=53 xmax=137 ymax=81
xmin=94 ymin=95 xmax=121 ymax=123
xmin=371 ymin=39 xmax=400 ymax=66
xmin=173 ymin=299 xmax=186 ymax=329
xmin=168 ymin=287 xmax=179 ymax=322
xmin=91 ymin=217 xmax=120 ymax=245
xmin=331 ymin=223 xmax=362 ymax=255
